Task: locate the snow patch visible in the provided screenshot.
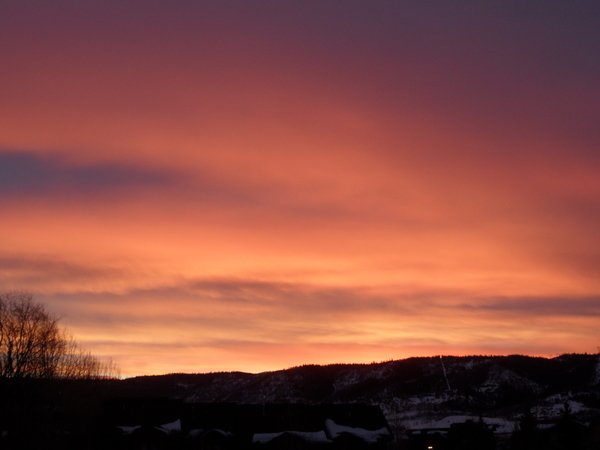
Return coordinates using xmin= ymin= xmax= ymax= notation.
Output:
xmin=156 ymin=419 xmax=181 ymax=434
xmin=408 ymin=416 xmax=516 ymax=434
xmin=405 ymin=394 xmax=451 ymax=406
xmin=117 ymin=425 xmax=142 ymax=434
xmin=532 ymin=396 xmax=587 ymax=420
xmin=482 ymin=366 xmax=540 ymax=393
xmin=253 ymin=430 xmax=329 ymax=444
xmin=325 ymin=419 xmax=390 ymax=443
xmin=333 ymin=370 xmax=361 ymax=392
xmin=190 ymin=428 xmax=233 ymax=438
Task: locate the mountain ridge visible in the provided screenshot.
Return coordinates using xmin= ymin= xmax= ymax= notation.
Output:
xmin=118 ymin=354 xmax=600 ymax=418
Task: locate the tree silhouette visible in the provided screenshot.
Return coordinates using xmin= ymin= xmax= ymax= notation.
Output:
xmin=511 ymin=409 xmax=539 ymax=450
xmin=0 ymin=291 xmax=117 ymax=379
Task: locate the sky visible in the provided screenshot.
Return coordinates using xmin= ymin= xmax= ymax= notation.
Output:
xmin=1 ymin=1 xmax=599 ymax=377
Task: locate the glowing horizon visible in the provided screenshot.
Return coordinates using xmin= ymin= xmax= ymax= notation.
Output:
xmin=1 ymin=1 xmax=599 ymax=377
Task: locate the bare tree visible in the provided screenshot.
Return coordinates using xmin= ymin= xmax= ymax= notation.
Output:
xmin=0 ymin=292 xmax=118 ymax=379
xmin=56 ymin=336 xmax=119 ymax=379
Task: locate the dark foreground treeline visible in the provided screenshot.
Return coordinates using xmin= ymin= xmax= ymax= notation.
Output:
xmin=0 ymin=354 xmax=599 ymax=449
xmin=1 ymin=392 xmax=600 ymax=450
xmin=0 ymin=394 xmax=394 ymax=450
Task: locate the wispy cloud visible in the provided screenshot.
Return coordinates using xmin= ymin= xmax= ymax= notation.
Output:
xmin=462 ymin=296 xmax=600 ymax=317
xmin=0 ymin=151 xmax=174 ymax=195
xmin=30 ymin=276 xmax=600 ymax=375
xmin=0 ymin=254 xmax=130 ymax=290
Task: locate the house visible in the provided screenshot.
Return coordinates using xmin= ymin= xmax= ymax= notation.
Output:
xmin=103 ymin=400 xmax=392 ymax=450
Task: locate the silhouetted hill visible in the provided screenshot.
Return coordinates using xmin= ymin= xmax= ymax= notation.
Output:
xmin=120 ymin=354 xmax=600 ymax=408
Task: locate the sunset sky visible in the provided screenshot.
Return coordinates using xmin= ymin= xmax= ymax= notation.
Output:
xmin=1 ymin=1 xmax=599 ymax=377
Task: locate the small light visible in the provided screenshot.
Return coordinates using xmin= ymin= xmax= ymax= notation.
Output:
xmin=427 ymin=446 xmax=433 ymax=450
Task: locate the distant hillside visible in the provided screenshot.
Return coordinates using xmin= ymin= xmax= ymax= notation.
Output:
xmin=116 ymin=354 xmax=600 ymax=420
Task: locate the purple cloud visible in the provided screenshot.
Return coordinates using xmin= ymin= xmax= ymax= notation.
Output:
xmin=0 ymin=151 xmax=174 ymax=195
